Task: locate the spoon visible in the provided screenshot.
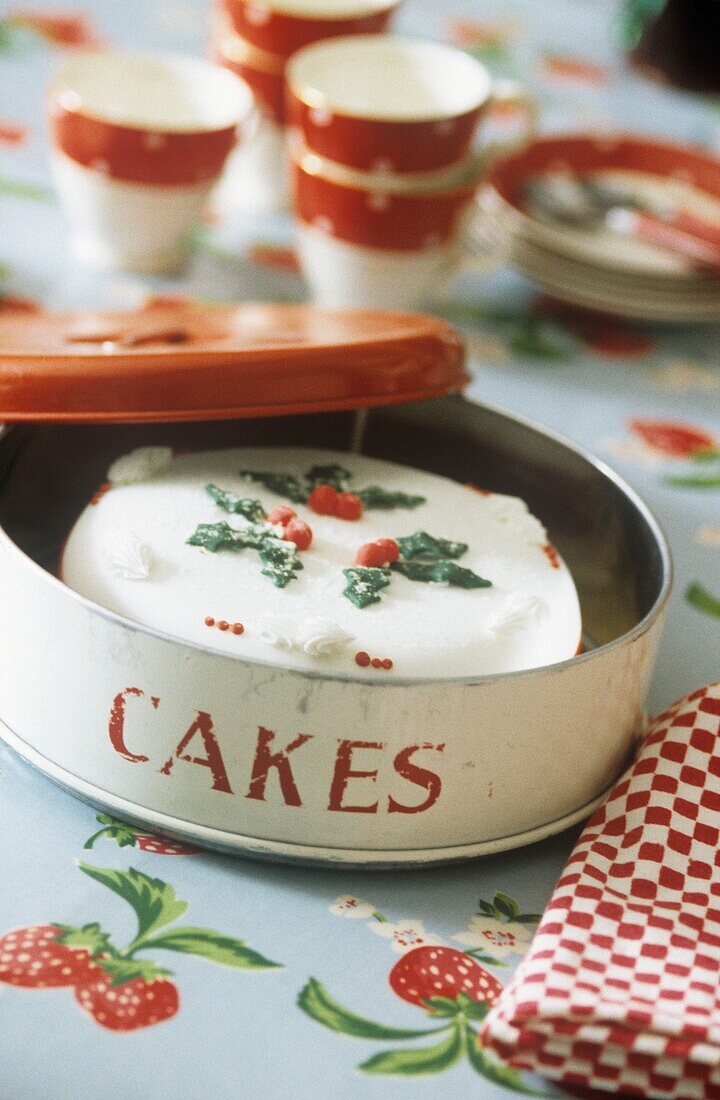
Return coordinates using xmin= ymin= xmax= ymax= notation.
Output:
xmin=525 ymin=174 xmax=720 ymax=273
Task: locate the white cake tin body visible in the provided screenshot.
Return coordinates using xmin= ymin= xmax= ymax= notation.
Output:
xmin=0 ymin=396 xmax=670 ymax=865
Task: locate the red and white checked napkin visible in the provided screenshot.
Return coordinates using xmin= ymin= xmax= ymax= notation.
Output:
xmin=482 ymin=683 xmax=720 ymax=1100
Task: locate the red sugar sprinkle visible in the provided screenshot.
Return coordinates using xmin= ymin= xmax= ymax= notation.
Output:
xmin=355 ymin=651 xmax=371 ymax=667
xmin=381 ymin=658 xmax=393 ymax=670
xmin=371 ymin=658 xmax=383 ymax=669
xmin=231 ymin=622 xmax=245 ymax=635
xmin=218 ymin=620 xmax=230 ymax=631
xmin=204 ymin=616 xmax=215 ymax=627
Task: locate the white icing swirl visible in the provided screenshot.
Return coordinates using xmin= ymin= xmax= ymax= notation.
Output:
xmin=104 ymin=530 xmax=154 ymax=581
xmin=254 ymin=615 xmax=354 ymax=658
xmin=255 ymin=615 xmax=296 ymax=651
xmin=108 ymin=446 xmax=173 ymax=486
xmin=490 ymin=594 xmax=548 ymax=636
xmin=296 ymin=618 xmax=354 ymax=658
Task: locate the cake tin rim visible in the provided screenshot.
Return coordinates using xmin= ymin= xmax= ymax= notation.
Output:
xmin=0 ymin=398 xmax=673 ymax=689
xmin=0 ymin=716 xmax=613 ymax=866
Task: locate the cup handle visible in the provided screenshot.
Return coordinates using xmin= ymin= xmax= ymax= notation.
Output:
xmin=482 ymin=79 xmax=537 ymax=164
xmin=236 ymin=103 xmax=261 ymax=149
xmin=427 ymin=198 xmax=511 ymax=306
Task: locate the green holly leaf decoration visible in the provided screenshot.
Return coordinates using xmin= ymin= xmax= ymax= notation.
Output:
xmin=206 ymin=484 xmax=267 ymax=522
xmin=298 ymin=979 xmax=436 ymax=1040
xmin=187 ymin=521 xmax=302 ymax=588
xmin=356 ymin=486 xmax=426 ymax=510
xmin=361 ymin=1025 xmax=464 ymax=1076
xmin=342 ymin=566 xmax=392 ymax=608
xmin=143 ymin=927 xmax=280 ymax=969
xmin=78 ymin=864 xmax=188 ymax=942
xmin=305 ymin=464 xmax=351 ymax=492
xmin=93 ymin=956 xmax=172 ymax=988
xmin=258 ymin=539 xmax=304 ymax=588
xmin=396 ymin=531 xmax=468 ymax=561
xmin=241 ymin=469 xmax=308 ymax=503
xmin=466 ymin=1027 xmax=543 ymax=1094
xmin=54 ymin=922 xmax=113 ymax=957
xmin=239 ymin=465 xmax=427 ymax=511
xmin=686 ymin=582 xmax=720 ymax=619
xmin=391 ymin=560 xmax=491 ymax=589
xmin=187 ymin=520 xmax=266 ymax=553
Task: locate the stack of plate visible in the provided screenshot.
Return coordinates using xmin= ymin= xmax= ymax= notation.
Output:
xmin=476 ymin=134 xmax=720 ymax=323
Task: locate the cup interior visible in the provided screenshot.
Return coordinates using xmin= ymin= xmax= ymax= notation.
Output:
xmin=288 ymin=35 xmax=491 ymax=121
xmin=52 ymin=50 xmax=254 ymax=132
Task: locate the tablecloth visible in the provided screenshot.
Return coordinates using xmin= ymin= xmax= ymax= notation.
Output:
xmin=0 ymin=0 xmax=719 ymax=1096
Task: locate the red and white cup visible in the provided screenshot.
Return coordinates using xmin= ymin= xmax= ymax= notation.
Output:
xmin=210 ymin=29 xmax=290 ymax=211
xmin=291 ymin=153 xmax=493 ymax=309
xmin=286 ymin=34 xmax=535 ymax=175
xmin=218 ymin=0 xmax=401 ymax=57
xmin=48 ymin=51 xmax=255 ymax=273
xmin=211 ymin=20 xmax=286 ymax=123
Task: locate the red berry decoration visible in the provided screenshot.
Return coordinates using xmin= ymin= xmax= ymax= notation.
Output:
xmin=267 ymin=505 xmax=297 ymax=526
xmin=74 ymin=971 xmax=179 ymax=1032
xmin=308 ymin=484 xmax=340 ymax=515
xmin=0 ymin=926 xmax=98 ymax=988
xmin=355 ymin=538 xmax=400 ymax=567
xmin=374 ymin=537 xmax=400 ymax=562
xmin=335 ymin=492 xmax=363 ymax=521
xmin=388 ymin=946 xmax=503 ymax=1009
xmin=283 ymin=517 xmax=313 ymax=550
xmin=355 ymin=651 xmax=371 ymax=667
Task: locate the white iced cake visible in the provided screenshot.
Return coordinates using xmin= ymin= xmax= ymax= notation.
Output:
xmin=60 ymin=446 xmax=582 ymax=679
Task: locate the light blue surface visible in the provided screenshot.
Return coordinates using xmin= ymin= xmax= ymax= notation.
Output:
xmin=0 ymin=0 xmax=719 ymax=1096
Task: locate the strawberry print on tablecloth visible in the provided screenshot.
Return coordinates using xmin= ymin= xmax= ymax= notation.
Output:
xmin=298 ymin=892 xmax=540 ymax=1087
xmin=84 ymin=813 xmax=199 ymax=855
xmin=481 ymin=683 xmax=720 ymax=1098
xmin=0 ymin=863 xmax=280 ymax=1031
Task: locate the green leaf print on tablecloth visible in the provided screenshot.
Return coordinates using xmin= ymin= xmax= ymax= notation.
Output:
xmin=302 ymin=891 xmax=542 ymax=1087
xmin=686 ymin=583 xmax=720 ymax=619
xmin=0 ymin=863 xmax=280 ymax=1032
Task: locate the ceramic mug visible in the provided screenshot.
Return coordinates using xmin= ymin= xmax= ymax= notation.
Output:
xmin=291 ymin=154 xmax=498 ymax=309
xmin=218 ymin=0 xmax=401 ymax=56
xmin=286 ymin=34 xmax=535 ymax=174
xmin=48 ymin=50 xmax=255 ymax=273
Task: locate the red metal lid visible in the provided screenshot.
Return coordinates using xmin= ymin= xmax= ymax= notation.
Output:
xmin=0 ymin=300 xmax=467 ymax=423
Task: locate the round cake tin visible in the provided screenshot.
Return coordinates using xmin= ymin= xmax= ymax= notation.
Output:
xmin=0 ymin=303 xmax=671 ymax=865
